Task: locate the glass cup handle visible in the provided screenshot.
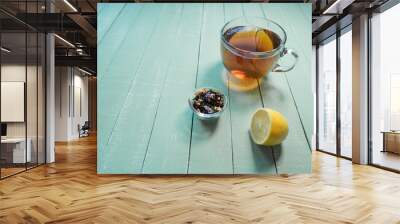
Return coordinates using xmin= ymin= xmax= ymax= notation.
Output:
xmin=272 ymin=48 xmax=298 ymax=73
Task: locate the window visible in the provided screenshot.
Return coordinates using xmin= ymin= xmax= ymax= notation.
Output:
xmin=316 ymin=25 xmax=353 ymax=159
xmin=371 ymin=3 xmax=400 ymax=171
xmin=317 ymin=36 xmax=337 ymax=154
xmin=0 ymin=1 xmax=47 ymax=179
xmin=339 ymin=28 xmax=352 ymax=158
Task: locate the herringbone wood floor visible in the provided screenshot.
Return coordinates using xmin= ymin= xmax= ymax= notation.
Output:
xmin=1 ymin=135 xmax=400 ymax=224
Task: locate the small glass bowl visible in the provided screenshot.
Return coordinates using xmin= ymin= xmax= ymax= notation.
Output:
xmin=188 ymin=87 xmax=227 ymax=120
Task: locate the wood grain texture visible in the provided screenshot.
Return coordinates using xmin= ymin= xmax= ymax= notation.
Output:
xmin=97 ymin=3 xmax=125 ymax=44
xmin=100 ymin=4 xmax=184 ymax=173
xmin=227 ymin=3 xmax=277 ymax=174
xmin=142 ymin=4 xmax=203 ymax=174
xmin=254 ymin=4 xmax=312 ymax=173
xmin=97 ymin=3 xmax=147 ymax=168
xmin=259 ymin=71 xmax=312 ymax=173
xmin=188 ymin=4 xmax=234 ymax=174
xmin=261 ymin=4 xmax=313 ymax=144
xmin=1 ymin=135 xmax=400 ymax=223
xmin=98 ymin=3 xmax=312 ymax=174
xmin=97 ymin=3 xmax=159 ymax=149
xmin=97 ymin=4 xmax=140 ymax=75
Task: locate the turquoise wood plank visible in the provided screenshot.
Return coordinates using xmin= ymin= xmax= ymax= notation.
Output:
xmin=97 ymin=4 xmax=142 ymax=77
xmin=98 ymin=3 xmax=103 ymax=13
xmin=225 ymin=3 xmax=277 ymax=174
xmin=99 ymin=4 xmax=184 ymax=173
xmin=258 ymin=74 xmax=312 ymax=173
xmin=97 ymin=4 xmax=163 ymax=173
xmin=97 ymin=3 xmax=125 ymax=44
xmin=188 ymin=4 xmax=234 ymax=174
xmin=223 ymin=3 xmax=242 ymax=19
xmin=261 ymin=4 xmax=313 ymax=145
xmin=142 ymin=4 xmax=203 ymax=174
xmin=289 ymin=5 xmax=313 ymax=145
xmin=259 ymin=3 xmax=312 ymax=173
xmin=97 ymin=3 xmax=134 ymax=169
xmin=262 ymin=4 xmax=310 ymax=61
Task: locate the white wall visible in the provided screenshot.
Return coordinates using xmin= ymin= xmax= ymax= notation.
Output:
xmin=55 ymin=67 xmax=89 ymax=141
xmin=1 ymin=64 xmax=41 ymax=138
xmin=1 ymin=64 xmax=28 ymax=142
xmin=1 ymin=64 xmax=46 ymax=164
xmin=71 ymin=73 xmax=89 ymax=138
xmin=55 ymin=66 xmax=69 ymax=141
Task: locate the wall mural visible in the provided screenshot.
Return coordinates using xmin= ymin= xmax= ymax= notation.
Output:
xmin=97 ymin=3 xmax=312 ymax=174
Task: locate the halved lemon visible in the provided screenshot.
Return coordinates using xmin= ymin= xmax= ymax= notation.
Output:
xmin=250 ymin=108 xmax=289 ymax=146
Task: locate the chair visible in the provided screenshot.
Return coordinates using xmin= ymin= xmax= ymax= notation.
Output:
xmin=79 ymin=121 xmax=90 ymax=138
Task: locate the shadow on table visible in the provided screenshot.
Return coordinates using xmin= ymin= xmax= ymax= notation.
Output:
xmin=248 ymin=132 xmax=282 ymax=173
xmin=199 ymin=118 xmax=219 ymax=133
xmin=259 ymin=75 xmax=285 ymax=102
xmin=273 ymin=144 xmax=282 ymax=162
xmin=198 ymin=62 xmax=225 ymax=89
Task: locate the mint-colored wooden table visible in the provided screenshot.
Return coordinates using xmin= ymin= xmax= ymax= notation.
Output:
xmin=98 ymin=3 xmax=312 ymax=174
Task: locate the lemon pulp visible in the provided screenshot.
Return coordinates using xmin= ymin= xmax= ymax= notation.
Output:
xmin=250 ymin=108 xmax=289 ymax=146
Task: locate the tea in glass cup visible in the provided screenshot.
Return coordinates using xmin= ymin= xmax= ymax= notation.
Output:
xmin=221 ymin=17 xmax=298 ymax=81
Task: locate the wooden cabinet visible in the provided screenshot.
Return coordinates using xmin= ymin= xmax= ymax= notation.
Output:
xmin=382 ymin=132 xmax=400 ymax=154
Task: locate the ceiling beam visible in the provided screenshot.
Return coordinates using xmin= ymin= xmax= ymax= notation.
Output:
xmin=67 ymin=13 xmax=97 ymax=45
xmin=322 ymin=0 xmax=356 ymax=14
xmin=12 ymin=13 xmax=82 ymax=32
xmin=55 ymin=55 xmax=96 ymax=71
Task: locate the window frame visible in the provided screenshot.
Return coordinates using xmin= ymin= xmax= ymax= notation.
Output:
xmin=315 ymin=24 xmax=353 ymax=161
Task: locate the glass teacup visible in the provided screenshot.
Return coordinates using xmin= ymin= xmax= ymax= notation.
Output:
xmin=221 ymin=17 xmax=298 ymax=81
